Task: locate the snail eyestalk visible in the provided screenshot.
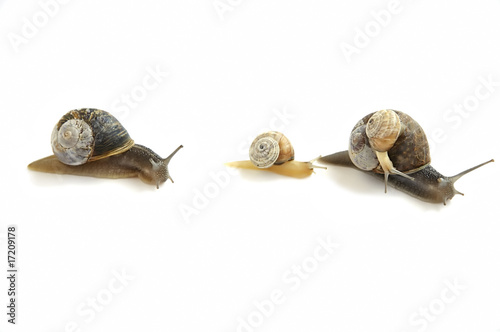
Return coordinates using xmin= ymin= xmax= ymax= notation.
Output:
xmin=308 ymin=156 xmax=327 ymax=172
xmin=449 ymin=159 xmax=494 ymax=184
xmin=438 ymin=159 xmax=494 ymax=203
xmin=164 ymin=145 xmax=184 ymax=164
xmin=374 ymin=150 xmax=414 ymax=193
xmin=226 ymin=157 xmax=323 ymax=179
xmin=161 ymin=145 xmax=184 ymax=186
xmin=153 ymin=145 xmax=183 ymax=189
xmin=320 ymin=109 xmax=492 ymax=204
xmin=227 ymin=131 xmax=322 ymax=178
xmin=28 ymin=108 xmax=184 ymax=188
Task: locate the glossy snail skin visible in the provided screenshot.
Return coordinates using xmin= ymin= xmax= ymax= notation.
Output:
xmin=320 ymin=151 xmax=493 ymax=204
xmin=225 ymin=159 xmax=321 ymax=178
xmin=320 ymin=109 xmax=494 ymax=204
xmin=28 ymin=108 xmax=183 ymax=189
xmin=226 ymin=131 xmax=324 ymax=178
xmin=29 ymin=144 xmax=183 ymax=188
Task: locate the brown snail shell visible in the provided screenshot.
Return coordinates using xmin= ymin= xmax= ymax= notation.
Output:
xmin=28 ymin=108 xmax=183 ymax=188
xmin=226 ymin=131 xmax=324 ymax=178
xmin=365 ymin=108 xmax=401 ymax=152
xmin=249 ymin=131 xmax=294 ymax=168
xmin=349 ymin=109 xmax=430 ymax=174
xmin=51 ymin=109 xmax=134 ymax=165
xmin=320 ymin=109 xmax=493 ymax=204
xmin=348 ymin=109 xmax=430 ymax=192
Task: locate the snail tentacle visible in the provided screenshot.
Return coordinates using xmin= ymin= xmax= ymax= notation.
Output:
xmin=307 ymin=156 xmax=327 ymax=171
xmin=319 ymin=151 xmax=493 ymax=204
xmin=227 ymin=132 xmax=321 ymax=178
xmin=374 ymin=150 xmax=414 ymax=193
xmin=28 ymin=109 xmax=183 ymax=188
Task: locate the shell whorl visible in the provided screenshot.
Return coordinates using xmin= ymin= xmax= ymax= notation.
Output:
xmin=348 ymin=121 xmax=379 ymax=171
xmin=249 ymin=131 xmax=294 ymax=168
xmin=366 ymin=109 xmax=401 ymax=152
xmin=51 ymin=118 xmax=94 ymax=165
xmin=348 ymin=110 xmax=431 ymax=174
xmin=51 ymin=108 xmax=134 ymax=166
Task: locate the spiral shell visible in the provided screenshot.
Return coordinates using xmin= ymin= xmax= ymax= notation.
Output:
xmin=348 ymin=121 xmax=379 ymax=171
xmin=348 ymin=109 xmax=430 ymax=174
xmin=249 ymin=131 xmax=294 ymax=168
xmin=365 ymin=109 xmax=401 ymax=152
xmin=51 ymin=108 xmax=134 ymax=166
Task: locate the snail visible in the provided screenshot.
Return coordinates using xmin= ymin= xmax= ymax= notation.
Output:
xmin=318 ymin=109 xmax=494 ymax=205
xmin=226 ymin=131 xmax=324 ymax=178
xmin=28 ymin=108 xmax=183 ymax=189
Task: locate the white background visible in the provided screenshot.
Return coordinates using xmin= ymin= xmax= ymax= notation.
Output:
xmin=1 ymin=0 xmax=499 ymax=331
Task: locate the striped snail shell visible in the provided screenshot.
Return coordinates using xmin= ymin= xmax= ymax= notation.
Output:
xmin=226 ymin=131 xmax=323 ymax=178
xmin=51 ymin=109 xmax=134 ymax=166
xmin=348 ymin=109 xmax=431 ymax=192
xmin=29 ymin=108 xmax=183 ymax=188
xmin=249 ymin=131 xmax=294 ymax=168
xmin=319 ymin=108 xmax=493 ymax=204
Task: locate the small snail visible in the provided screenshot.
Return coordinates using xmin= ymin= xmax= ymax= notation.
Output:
xmin=319 ymin=109 xmax=494 ymax=204
xmin=28 ymin=108 xmax=183 ymax=189
xmin=226 ymin=131 xmax=324 ymax=178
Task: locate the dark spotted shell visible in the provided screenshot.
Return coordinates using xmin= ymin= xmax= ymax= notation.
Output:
xmin=348 ymin=110 xmax=430 ymax=174
xmin=51 ymin=108 xmax=134 ymax=166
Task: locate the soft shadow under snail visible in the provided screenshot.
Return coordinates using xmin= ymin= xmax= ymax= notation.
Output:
xmin=319 ymin=109 xmax=494 ymax=205
xmin=226 ymin=131 xmax=324 ymax=178
xmin=28 ymin=108 xmax=183 ymax=189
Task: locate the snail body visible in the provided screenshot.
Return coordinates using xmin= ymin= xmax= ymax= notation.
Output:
xmin=319 ymin=109 xmax=493 ymax=204
xmin=320 ymin=150 xmax=493 ymax=205
xmin=28 ymin=108 xmax=183 ymax=188
xmin=226 ymin=131 xmax=324 ymax=178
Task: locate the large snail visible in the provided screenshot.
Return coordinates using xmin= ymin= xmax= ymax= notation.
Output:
xmin=28 ymin=108 xmax=183 ymax=188
xmin=226 ymin=131 xmax=324 ymax=178
xmin=319 ymin=109 xmax=494 ymax=204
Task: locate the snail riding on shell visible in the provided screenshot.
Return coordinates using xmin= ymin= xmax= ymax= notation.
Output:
xmin=318 ymin=109 xmax=494 ymax=205
xmin=226 ymin=131 xmax=325 ymax=178
xmin=28 ymin=108 xmax=183 ymax=189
